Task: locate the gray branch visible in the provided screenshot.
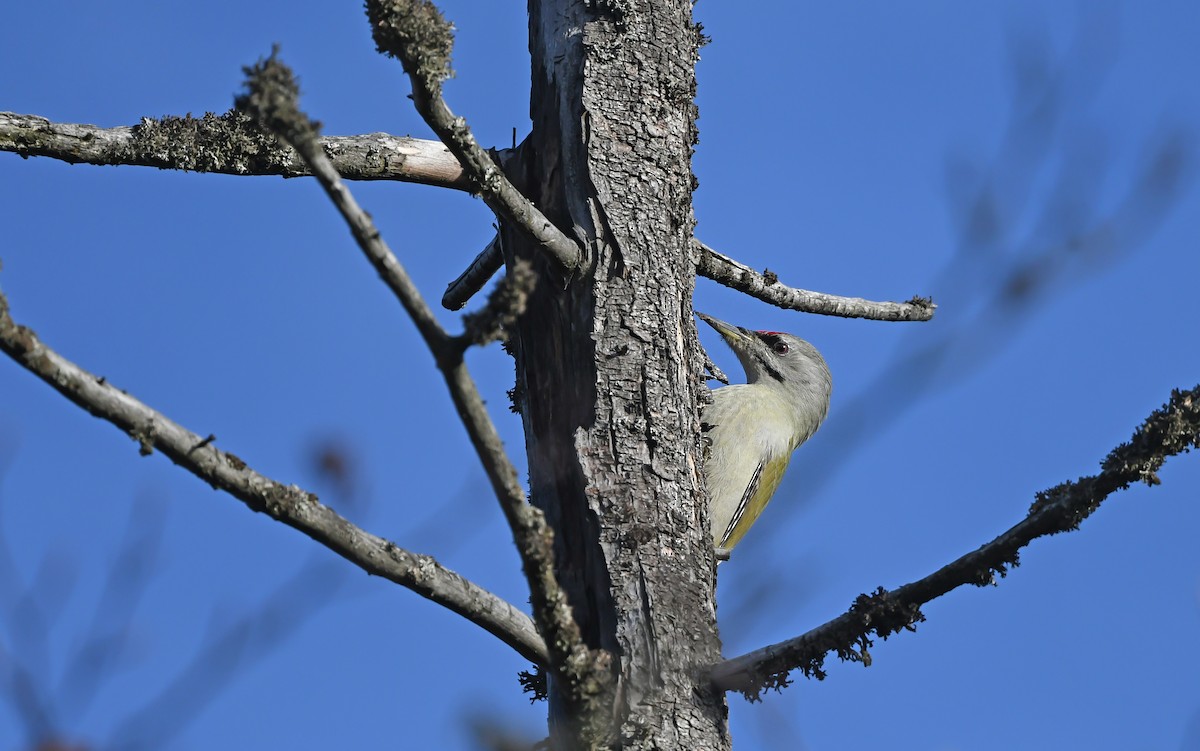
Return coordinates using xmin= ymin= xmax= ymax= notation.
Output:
xmin=441 ymin=235 xmax=937 ymax=323
xmin=365 ymin=0 xmax=583 ymax=275
xmin=0 ymin=110 xmax=469 ymax=189
xmin=3 ymin=110 xmax=936 ymax=326
xmin=236 ymin=50 xmax=596 ymax=690
xmin=0 ymin=290 xmax=548 ymax=667
xmin=710 ymin=384 xmax=1200 ymax=697
xmin=697 ymin=241 xmax=936 ymax=322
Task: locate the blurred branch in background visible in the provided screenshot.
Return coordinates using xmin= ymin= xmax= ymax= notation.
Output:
xmin=0 ymin=437 xmax=370 ymax=751
xmin=720 ymin=15 xmax=1196 ymax=636
xmin=306 ymin=434 xmax=501 ymax=579
xmin=468 ymin=716 xmax=545 ymax=751
xmin=1182 ymin=707 xmax=1200 ymax=751
xmin=104 ymin=557 xmax=345 ymax=751
xmin=55 ymin=492 xmax=167 ymax=724
xmin=0 ymin=446 xmax=67 ymax=748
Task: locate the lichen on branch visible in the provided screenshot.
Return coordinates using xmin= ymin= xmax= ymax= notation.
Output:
xmin=365 ymin=0 xmax=455 ymax=89
xmin=234 ymin=46 xmax=320 ymax=146
xmin=711 ymin=385 xmax=1200 ymax=698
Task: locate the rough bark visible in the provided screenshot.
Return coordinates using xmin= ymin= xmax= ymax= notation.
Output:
xmin=504 ymin=1 xmax=728 ymax=748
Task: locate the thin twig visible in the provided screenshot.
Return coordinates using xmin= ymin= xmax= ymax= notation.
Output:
xmin=709 ymin=385 xmax=1200 ymax=697
xmin=0 ymin=290 xmax=548 ymax=666
xmin=365 ymin=0 xmax=582 ymax=275
xmin=235 ymin=50 xmax=595 ymax=691
xmin=0 ymin=110 xmax=469 ymax=189
xmin=697 ymin=241 xmax=936 ymax=322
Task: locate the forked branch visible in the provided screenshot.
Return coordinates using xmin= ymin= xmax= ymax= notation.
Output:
xmin=3 ymin=108 xmax=936 ymax=326
xmin=710 ymin=384 xmax=1200 ymax=697
xmin=364 ymin=0 xmax=583 ymax=275
xmin=235 ymin=50 xmax=605 ymax=723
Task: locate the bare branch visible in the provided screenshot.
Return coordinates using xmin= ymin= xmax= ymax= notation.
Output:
xmin=365 ymin=0 xmax=583 ymax=275
xmin=0 ymin=290 xmax=549 ymax=667
xmin=696 ymin=241 xmax=936 ymax=322
xmin=443 ymin=234 xmax=504 ymax=311
xmin=0 ymin=110 xmax=469 ymax=189
xmin=441 ymin=235 xmax=938 ymax=324
xmin=710 ymin=384 xmax=1200 ymax=697
xmin=235 ymin=51 xmax=598 ymax=696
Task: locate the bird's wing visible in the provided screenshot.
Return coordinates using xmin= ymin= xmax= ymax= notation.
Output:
xmin=718 ymin=452 xmax=791 ymax=552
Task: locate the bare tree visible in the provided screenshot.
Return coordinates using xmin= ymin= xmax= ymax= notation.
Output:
xmin=2 ymin=2 xmax=1197 ymax=749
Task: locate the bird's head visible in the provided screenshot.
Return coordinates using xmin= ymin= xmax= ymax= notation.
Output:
xmin=697 ymin=312 xmax=832 ymax=402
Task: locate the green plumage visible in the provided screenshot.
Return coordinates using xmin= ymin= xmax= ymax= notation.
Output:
xmin=720 ymin=452 xmax=792 ymax=551
xmin=698 ymin=313 xmax=832 ymax=559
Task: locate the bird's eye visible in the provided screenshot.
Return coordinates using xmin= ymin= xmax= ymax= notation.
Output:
xmin=772 ymin=341 xmax=790 ymax=355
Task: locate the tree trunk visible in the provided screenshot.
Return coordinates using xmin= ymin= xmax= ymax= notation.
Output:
xmin=504 ymin=1 xmax=728 ymax=747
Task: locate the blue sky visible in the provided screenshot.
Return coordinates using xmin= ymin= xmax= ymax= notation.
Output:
xmin=2 ymin=2 xmax=1199 ymax=750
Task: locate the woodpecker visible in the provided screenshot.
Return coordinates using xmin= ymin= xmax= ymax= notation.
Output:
xmin=697 ymin=312 xmax=832 ymax=559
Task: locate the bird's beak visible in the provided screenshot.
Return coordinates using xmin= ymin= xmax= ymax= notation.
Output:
xmin=696 ymin=312 xmax=754 ymax=350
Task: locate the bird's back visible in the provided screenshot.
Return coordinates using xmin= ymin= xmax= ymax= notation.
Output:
xmin=703 ymin=384 xmax=802 ymax=552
